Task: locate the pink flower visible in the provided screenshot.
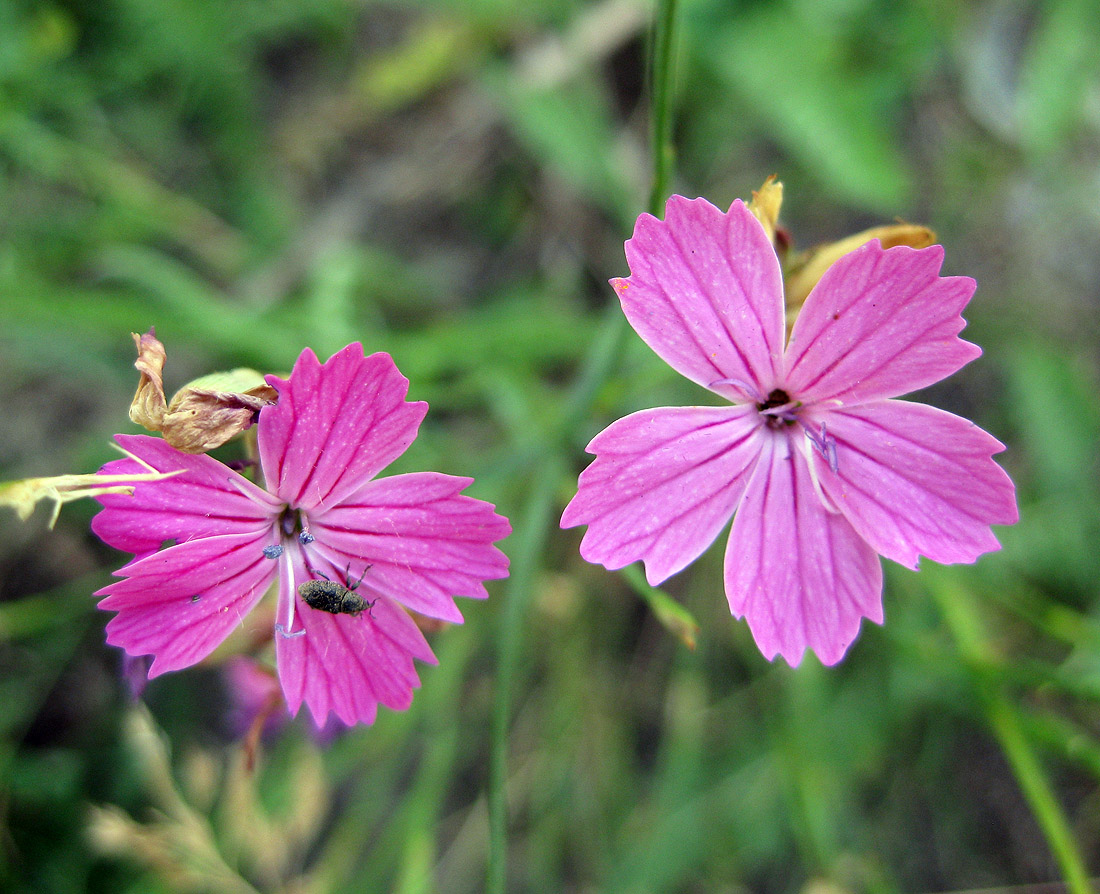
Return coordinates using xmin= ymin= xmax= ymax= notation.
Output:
xmin=93 ymin=343 xmax=511 ymax=726
xmin=561 ymin=197 xmax=1018 ymax=665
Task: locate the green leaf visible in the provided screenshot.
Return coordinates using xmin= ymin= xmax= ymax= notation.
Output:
xmin=1017 ymin=0 xmax=1100 ymax=158
xmin=696 ymin=5 xmax=913 ymax=212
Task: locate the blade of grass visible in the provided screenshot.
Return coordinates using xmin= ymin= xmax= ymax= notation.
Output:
xmin=486 ymin=2 xmax=682 ymax=886
xmin=486 ymin=455 xmax=561 ymax=894
xmin=929 ymin=567 xmax=1093 ymax=894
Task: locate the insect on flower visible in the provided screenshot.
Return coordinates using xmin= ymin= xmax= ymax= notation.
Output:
xmin=92 ymin=342 xmax=512 ymax=727
xmin=298 ymin=563 xmax=375 ymax=618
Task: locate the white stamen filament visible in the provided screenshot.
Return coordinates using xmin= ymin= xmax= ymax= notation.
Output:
xmin=225 ymin=473 xmax=284 ymax=512
xmin=708 ymin=377 xmax=761 ymax=402
xmin=797 ymin=431 xmax=841 ymax=515
xmin=275 ymin=549 xmax=306 ymax=638
xmin=760 ymin=400 xmax=801 ymax=422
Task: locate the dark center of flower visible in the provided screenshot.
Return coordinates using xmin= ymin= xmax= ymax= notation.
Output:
xmin=273 ymin=507 xmax=317 ymax=552
xmin=757 ymin=388 xmax=799 ymax=429
xmin=278 ymin=506 xmax=296 ymax=537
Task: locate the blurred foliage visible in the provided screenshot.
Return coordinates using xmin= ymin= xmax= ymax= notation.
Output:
xmin=2 ymin=0 xmax=1100 ymax=892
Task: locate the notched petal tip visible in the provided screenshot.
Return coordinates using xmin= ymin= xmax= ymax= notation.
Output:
xmin=615 ymin=194 xmax=786 ymax=396
xmin=91 ymin=434 xmax=278 ymax=557
xmin=784 ymin=223 xmax=938 ymax=315
xmin=259 ymin=344 xmax=429 ymax=509
xmin=724 ymin=442 xmax=884 ymax=669
xmin=0 ymin=448 xmax=184 ymax=528
xmin=275 ymin=597 xmax=434 ymax=727
xmin=817 ymin=402 xmax=1018 ymax=569
xmin=312 ymin=472 xmax=511 ymax=621
xmin=97 ymin=532 xmax=277 ymax=677
xmin=563 ymin=405 xmax=763 ymax=586
xmin=785 ymin=240 xmax=981 ymax=405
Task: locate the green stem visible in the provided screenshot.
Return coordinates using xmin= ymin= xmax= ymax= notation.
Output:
xmin=931 ymin=570 xmax=1093 ymax=894
xmin=648 ymin=0 xmax=679 ymax=217
xmin=486 ymin=4 xmax=681 ymax=889
xmin=620 ymin=563 xmax=699 ymax=649
xmin=985 ymin=698 xmax=1093 ymax=894
xmin=486 ymin=458 xmax=560 ymax=894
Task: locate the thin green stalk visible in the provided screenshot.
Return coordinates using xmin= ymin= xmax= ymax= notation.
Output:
xmin=930 ymin=570 xmax=1093 ymax=894
xmin=486 ymin=458 xmax=560 ymax=894
xmin=620 ymin=563 xmax=699 ymax=649
xmin=985 ymin=697 xmax=1093 ymax=894
xmin=486 ymin=3 xmax=681 ymax=889
xmin=648 ymin=0 xmax=679 ymax=217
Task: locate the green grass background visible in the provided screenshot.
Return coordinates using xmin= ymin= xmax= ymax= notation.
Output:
xmin=2 ymin=0 xmax=1099 ymax=891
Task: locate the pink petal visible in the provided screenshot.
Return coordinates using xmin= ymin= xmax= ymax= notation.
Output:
xmin=561 ymin=405 xmax=765 ymax=585
xmin=306 ymin=473 xmax=511 ymax=622
xmin=96 ymin=532 xmax=277 ymax=676
xmin=92 ymin=435 xmax=280 ymax=558
xmin=259 ymin=344 xmax=428 ymax=510
xmin=813 ymin=401 xmax=1018 ymax=569
xmin=724 ymin=435 xmax=883 ymax=666
xmin=276 ymin=594 xmax=436 ymax=727
xmin=613 ymin=197 xmax=785 ymax=401
xmin=784 ymin=242 xmax=981 ymax=405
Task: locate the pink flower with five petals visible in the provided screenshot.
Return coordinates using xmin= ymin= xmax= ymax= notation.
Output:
xmin=93 ymin=343 xmax=510 ymax=726
xmin=561 ymin=196 xmax=1018 ymax=665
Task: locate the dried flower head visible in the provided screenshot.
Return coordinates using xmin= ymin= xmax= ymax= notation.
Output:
xmin=129 ymin=328 xmax=277 ymax=453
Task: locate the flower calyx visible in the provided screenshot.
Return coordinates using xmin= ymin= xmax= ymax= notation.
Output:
xmin=745 ymin=178 xmax=937 ymax=325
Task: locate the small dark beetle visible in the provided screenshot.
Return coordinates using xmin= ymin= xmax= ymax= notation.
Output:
xmin=297 ymin=564 xmax=374 ymax=617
